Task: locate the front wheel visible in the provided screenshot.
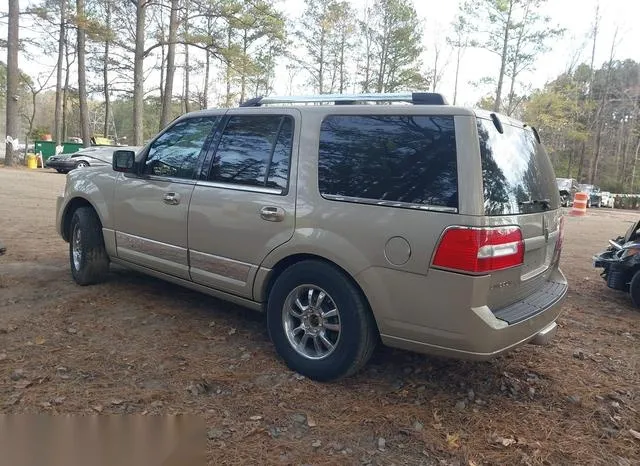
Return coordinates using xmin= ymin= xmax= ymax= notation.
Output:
xmin=267 ymin=260 xmax=378 ymax=381
xmin=69 ymin=207 xmax=109 ymax=285
xmin=75 ymin=161 xmax=89 ymax=169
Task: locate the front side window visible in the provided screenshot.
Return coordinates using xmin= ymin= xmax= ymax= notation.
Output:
xmin=144 ymin=117 xmax=218 ymax=179
xmin=318 ymin=115 xmax=458 ymax=209
xmin=209 ymin=115 xmax=293 ymax=191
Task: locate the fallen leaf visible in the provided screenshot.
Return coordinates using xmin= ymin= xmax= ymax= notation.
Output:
xmin=93 ymin=405 xmax=103 ymax=413
xmin=249 ymin=415 xmax=263 ymax=421
xmin=446 ymin=432 xmax=460 ymax=449
xmin=307 ymin=418 xmax=317 ymax=427
xmin=228 ymin=328 xmax=236 ymax=335
xmin=35 ymin=336 xmax=46 ymax=345
xmin=630 ymin=429 xmax=640 ymax=441
xmin=501 ymin=438 xmax=516 ymax=447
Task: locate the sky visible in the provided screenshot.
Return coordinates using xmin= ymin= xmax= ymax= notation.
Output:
xmin=2 ymin=0 xmax=640 ymax=108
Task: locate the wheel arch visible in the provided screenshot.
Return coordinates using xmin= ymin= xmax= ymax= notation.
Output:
xmin=259 ymin=253 xmax=381 ymax=334
xmin=61 ymin=197 xmax=103 ymax=242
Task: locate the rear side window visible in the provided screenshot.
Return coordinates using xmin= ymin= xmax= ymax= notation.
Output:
xmin=318 ymin=115 xmax=458 ymax=210
xmin=478 ymin=118 xmax=559 ymax=215
xmin=209 ymin=115 xmax=293 ymax=191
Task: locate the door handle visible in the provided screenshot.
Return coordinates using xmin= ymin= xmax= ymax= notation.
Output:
xmin=260 ymin=206 xmax=285 ymax=222
xmin=163 ymin=192 xmax=180 ymax=205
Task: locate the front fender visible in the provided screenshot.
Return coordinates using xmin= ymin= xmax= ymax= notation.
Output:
xmin=57 ymin=167 xmax=117 ymax=239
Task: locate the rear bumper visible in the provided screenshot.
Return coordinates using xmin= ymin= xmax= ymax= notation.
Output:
xmin=359 ymin=266 xmax=568 ymax=360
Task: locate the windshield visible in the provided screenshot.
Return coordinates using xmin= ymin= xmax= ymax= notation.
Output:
xmin=478 ymin=118 xmax=560 ymax=215
xmin=556 ymin=178 xmax=572 ymax=191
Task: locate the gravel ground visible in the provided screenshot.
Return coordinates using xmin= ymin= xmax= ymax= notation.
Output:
xmin=1 ymin=167 xmax=639 ymax=465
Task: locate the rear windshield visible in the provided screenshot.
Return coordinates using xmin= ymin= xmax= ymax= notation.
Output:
xmin=478 ymin=118 xmax=559 ymax=215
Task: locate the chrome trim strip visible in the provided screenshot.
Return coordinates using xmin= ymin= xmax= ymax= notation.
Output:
xmin=110 ymin=258 xmax=263 ymax=312
xmin=321 ymin=194 xmax=458 ymax=213
xmin=189 ymin=250 xmax=252 ymax=284
xmin=115 ymin=232 xmax=188 ymax=266
xmin=196 ymin=180 xmax=283 ymax=195
xmin=144 ymin=175 xmax=197 ymax=185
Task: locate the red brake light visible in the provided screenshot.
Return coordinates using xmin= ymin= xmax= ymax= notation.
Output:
xmin=432 ymin=226 xmax=524 ymax=274
xmin=552 ymin=216 xmax=565 ymax=264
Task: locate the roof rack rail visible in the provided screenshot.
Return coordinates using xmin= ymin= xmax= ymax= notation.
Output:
xmin=238 ymin=92 xmax=449 ymax=107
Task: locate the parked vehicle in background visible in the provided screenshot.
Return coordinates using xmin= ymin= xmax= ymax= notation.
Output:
xmin=56 ymin=92 xmax=567 ymax=381
xmin=556 ymin=178 xmax=579 ymax=207
xmin=46 ymin=146 xmax=141 ymax=173
xmin=578 ymin=184 xmax=602 ymax=207
xmin=593 ymin=219 xmax=640 ymax=308
xmin=600 ymin=191 xmax=615 ymax=208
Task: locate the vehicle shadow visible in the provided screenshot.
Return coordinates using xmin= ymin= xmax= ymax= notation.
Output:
xmin=104 ymin=264 xmax=555 ymax=402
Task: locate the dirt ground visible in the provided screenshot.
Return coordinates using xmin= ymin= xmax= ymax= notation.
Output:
xmin=1 ymin=167 xmax=639 ymax=465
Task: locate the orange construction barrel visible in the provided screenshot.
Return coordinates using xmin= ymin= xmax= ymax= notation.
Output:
xmin=570 ymin=192 xmax=588 ymax=216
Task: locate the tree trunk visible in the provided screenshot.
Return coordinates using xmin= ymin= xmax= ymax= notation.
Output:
xmin=453 ymin=47 xmax=461 ymax=105
xmin=62 ymin=31 xmax=71 ymax=141
xmin=54 ymin=0 xmax=66 ymax=145
xmin=225 ymin=25 xmax=232 ymax=107
xmin=339 ymin=34 xmax=346 ymax=94
xmin=133 ymin=0 xmax=146 ymax=145
xmin=183 ymin=0 xmax=191 ymax=112
xmin=493 ymin=0 xmax=514 ymax=113
xmin=4 ymin=0 xmax=20 ymax=167
xmin=631 ymin=137 xmax=640 ymax=193
xmin=77 ymin=0 xmax=91 ymax=147
xmin=103 ymin=1 xmax=111 ymax=138
xmin=240 ymin=30 xmax=247 ymax=103
xmin=203 ymin=49 xmax=210 ymax=109
xmin=160 ymin=0 xmax=178 ymax=130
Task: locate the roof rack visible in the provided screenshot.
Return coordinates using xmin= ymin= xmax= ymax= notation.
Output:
xmin=239 ymin=92 xmax=449 ymax=107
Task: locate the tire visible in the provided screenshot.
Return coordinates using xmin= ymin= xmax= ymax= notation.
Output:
xmin=69 ymin=207 xmax=109 ymax=285
xmin=267 ymin=260 xmax=378 ymax=381
xmin=75 ymin=161 xmax=89 ymax=169
xmin=629 ymin=270 xmax=640 ymax=309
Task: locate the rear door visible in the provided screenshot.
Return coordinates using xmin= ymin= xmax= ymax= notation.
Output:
xmin=187 ymin=108 xmax=299 ymax=298
xmin=476 ymin=116 xmax=563 ymax=309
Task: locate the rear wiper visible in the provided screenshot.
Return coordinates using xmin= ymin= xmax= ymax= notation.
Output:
xmin=518 ymin=199 xmax=551 ymax=210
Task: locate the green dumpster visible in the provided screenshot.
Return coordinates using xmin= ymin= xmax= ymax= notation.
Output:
xmin=34 ymin=140 xmax=84 ymax=161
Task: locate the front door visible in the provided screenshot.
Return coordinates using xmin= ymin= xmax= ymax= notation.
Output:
xmin=188 ymin=108 xmax=299 ymax=298
xmin=113 ymin=115 xmax=222 ymax=279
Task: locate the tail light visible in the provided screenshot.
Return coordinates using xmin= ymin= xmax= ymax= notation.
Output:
xmin=552 ymin=216 xmax=565 ymax=264
xmin=432 ymin=226 xmax=524 ymax=274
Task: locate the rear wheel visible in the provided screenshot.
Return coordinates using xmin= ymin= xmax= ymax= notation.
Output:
xmin=69 ymin=207 xmax=109 ymax=285
xmin=267 ymin=260 xmax=378 ymax=381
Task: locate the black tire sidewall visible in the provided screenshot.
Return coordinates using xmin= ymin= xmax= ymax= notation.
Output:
xmin=630 ymin=270 xmax=640 ymax=308
xmin=267 ymin=261 xmax=371 ymax=381
xmin=69 ymin=207 xmax=108 ymax=285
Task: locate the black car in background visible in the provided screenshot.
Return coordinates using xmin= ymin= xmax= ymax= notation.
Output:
xmin=45 ymin=146 xmax=140 ymax=173
xmin=556 ymin=177 xmax=579 ymax=207
xmin=579 ymin=184 xmax=602 ymax=208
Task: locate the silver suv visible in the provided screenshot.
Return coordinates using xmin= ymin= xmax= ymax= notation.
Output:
xmin=56 ymin=92 xmax=567 ymax=381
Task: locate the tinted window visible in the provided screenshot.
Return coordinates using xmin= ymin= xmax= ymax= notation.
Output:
xmin=210 ymin=115 xmax=293 ymax=190
xmin=318 ymin=115 xmax=458 ymax=209
xmin=144 ymin=117 xmax=217 ymax=178
xmin=478 ymin=118 xmax=559 ymax=215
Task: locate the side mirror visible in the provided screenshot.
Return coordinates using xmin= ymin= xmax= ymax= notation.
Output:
xmin=113 ymin=150 xmax=136 ymax=173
